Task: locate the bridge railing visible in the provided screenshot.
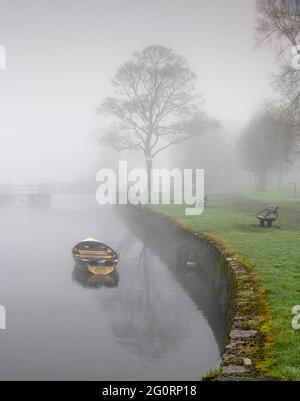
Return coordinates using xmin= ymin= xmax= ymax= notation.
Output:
xmin=0 ymin=183 xmax=97 ymax=196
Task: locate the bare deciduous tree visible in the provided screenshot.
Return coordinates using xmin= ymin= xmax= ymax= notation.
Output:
xmin=97 ymin=45 xmax=219 ymax=195
xmin=256 ymin=1 xmax=300 ymax=152
xmin=256 ymin=2 xmax=300 ymax=107
xmin=256 ymin=0 xmax=300 ymax=48
xmin=238 ymin=107 xmax=293 ymax=191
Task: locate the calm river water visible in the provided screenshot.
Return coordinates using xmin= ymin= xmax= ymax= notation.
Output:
xmin=0 ymin=195 xmax=223 ymax=380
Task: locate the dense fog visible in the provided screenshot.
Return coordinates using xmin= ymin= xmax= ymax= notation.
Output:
xmin=1 ymin=0 xmax=294 ymax=193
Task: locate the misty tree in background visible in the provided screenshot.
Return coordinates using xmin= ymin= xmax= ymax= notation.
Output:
xmin=256 ymin=0 xmax=300 ymax=149
xmin=97 ymin=45 xmax=218 ymax=195
xmin=238 ymin=108 xmax=292 ymax=191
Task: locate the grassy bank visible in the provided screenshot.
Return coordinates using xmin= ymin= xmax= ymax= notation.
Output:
xmin=152 ymin=194 xmax=300 ymax=380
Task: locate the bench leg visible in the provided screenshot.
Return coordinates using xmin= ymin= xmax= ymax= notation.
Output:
xmin=267 ymin=220 xmax=272 ymax=228
xmin=259 ymin=219 xmax=265 ymax=227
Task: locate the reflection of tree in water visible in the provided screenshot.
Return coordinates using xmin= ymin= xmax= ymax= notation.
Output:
xmin=112 ymin=232 xmax=141 ymax=261
xmin=119 ymin=209 xmax=228 ymax=352
xmin=103 ymin=240 xmax=190 ymax=361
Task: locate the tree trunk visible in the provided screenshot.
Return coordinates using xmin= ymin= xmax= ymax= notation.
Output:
xmin=278 ymin=163 xmax=282 ymax=192
xmin=257 ymin=169 xmax=267 ymax=192
xmin=145 ymin=154 xmax=152 ymax=203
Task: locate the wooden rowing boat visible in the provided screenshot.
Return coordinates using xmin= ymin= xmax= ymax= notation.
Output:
xmin=72 ymin=237 xmax=119 ymax=275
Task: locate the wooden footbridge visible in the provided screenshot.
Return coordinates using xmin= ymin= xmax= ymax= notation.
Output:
xmin=0 ymin=183 xmax=96 ymax=205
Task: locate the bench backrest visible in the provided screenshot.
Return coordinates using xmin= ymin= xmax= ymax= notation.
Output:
xmin=256 ymin=205 xmax=279 ymax=220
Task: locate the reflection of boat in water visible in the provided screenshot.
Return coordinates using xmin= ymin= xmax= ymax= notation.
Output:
xmin=72 ymin=264 xmax=119 ymax=288
xmin=72 ymin=237 xmax=119 ymax=275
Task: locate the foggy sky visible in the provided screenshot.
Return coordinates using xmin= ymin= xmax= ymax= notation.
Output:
xmin=0 ymin=0 xmax=275 ymax=183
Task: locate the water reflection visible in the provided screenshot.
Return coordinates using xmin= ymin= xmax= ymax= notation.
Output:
xmin=72 ymin=264 xmax=119 ymax=288
xmin=117 ymin=207 xmax=228 ymax=353
xmin=70 ymin=215 xmax=225 ymax=364
xmin=102 ymin=243 xmax=191 ymax=361
xmin=68 ymin=206 xmax=225 ymax=367
xmin=0 ymin=199 xmax=221 ymax=380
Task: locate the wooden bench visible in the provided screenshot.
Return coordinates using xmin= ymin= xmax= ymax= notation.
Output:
xmin=256 ymin=205 xmax=279 ymax=228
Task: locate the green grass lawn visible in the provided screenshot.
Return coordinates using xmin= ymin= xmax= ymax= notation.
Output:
xmin=152 ymin=196 xmax=300 ymax=380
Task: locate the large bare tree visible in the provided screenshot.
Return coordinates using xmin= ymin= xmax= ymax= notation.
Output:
xmin=97 ymin=45 xmax=218 ymax=195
